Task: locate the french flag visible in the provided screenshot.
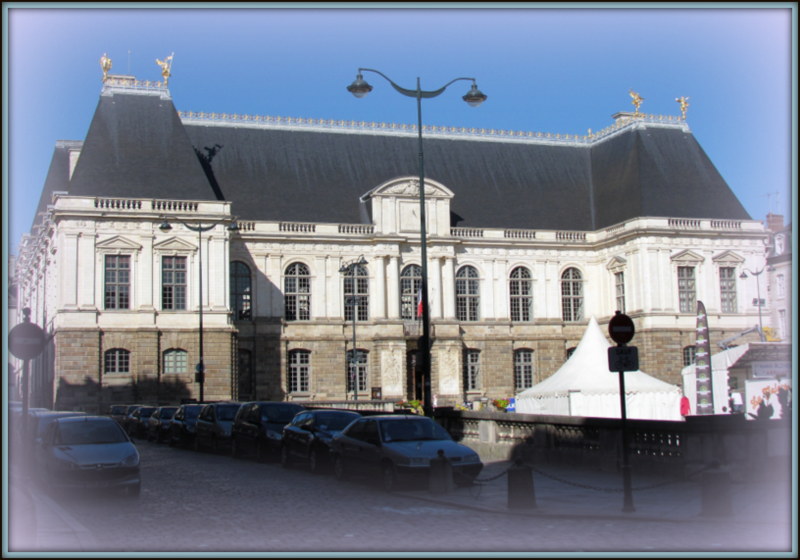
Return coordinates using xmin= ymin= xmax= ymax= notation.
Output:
xmin=416 ymin=287 xmax=423 ymax=318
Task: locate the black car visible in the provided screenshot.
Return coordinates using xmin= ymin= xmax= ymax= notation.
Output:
xmin=194 ymin=402 xmax=242 ymax=453
xmin=145 ymin=406 xmax=178 ymax=443
xmin=109 ymin=405 xmax=129 ymax=424
xmin=280 ymin=409 xmax=360 ymax=473
xmin=168 ymin=404 xmax=204 ymax=447
xmin=231 ymin=401 xmax=305 ymax=462
xmin=330 ymin=415 xmax=483 ymax=492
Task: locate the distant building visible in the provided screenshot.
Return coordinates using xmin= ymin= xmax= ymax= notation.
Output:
xmin=11 ymin=69 xmax=775 ymax=412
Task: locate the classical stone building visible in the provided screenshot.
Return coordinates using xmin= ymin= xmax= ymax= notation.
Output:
xmin=12 ymin=68 xmax=779 ymax=412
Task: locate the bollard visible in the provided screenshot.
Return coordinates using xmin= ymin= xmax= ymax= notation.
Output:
xmin=701 ymin=461 xmax=733 ymax=517
xmin=429 ymin=449 xmax=454 ymax=494
xmin=507 ymin=459 xmax=536 ymax=509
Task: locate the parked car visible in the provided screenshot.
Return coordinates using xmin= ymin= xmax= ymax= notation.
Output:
xmin=280 ymin=409 xmax=360 ymax=473
xmin=125 ymin=406 xmax=156 ymax=439
xmin=109 ymin=404 xmax=129 ymax=424
xmin=167 ymin=404 xmax=204 ymax=447
xmin=145 ymin=406 xmax=178 ymax=443
xmin=231 ymin=401 xmax=306 ymax=462
xmin=330 ymin=415 xmax=483 ymax=492
xmin=118 ymin=404 xmax=145 ymax=433
xmin=194 ymin=402 xmax=242 ymax=453
xmin=36 ymin=415 xmax=141 ymax=497
xmin=20 ymin=410 xmax=86 ymax=463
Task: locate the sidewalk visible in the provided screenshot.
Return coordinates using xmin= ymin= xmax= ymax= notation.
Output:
xmin=398 ymin=459 xmax=794 ymax=526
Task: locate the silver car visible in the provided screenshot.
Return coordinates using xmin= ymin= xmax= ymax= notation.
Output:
xmin=330 ymin=415 xmax=483 ymax=491
xmin=37 ymin=415 xmax=141 ymax=497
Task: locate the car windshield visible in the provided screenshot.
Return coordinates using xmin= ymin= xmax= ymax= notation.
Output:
xmin=216 ymin=405 xmax=240 ymax=421
xmin=184 ymin=407 xmax=201 ymax=419
xmin=315 ymin=412 xmax=358 ymax=431
xmin=160 ymin=408 xmax=177 ymax=418
xmin=379 ymin=419 xmax=452 ymax=443
xmin=261 ymin=405 xmax=302 ymax=423
xmin=56 ymin=420 xmax=128 ymax=445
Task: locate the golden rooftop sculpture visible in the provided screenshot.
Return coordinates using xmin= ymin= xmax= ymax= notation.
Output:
xmin=629 ymin=90 xmax=644 ymax=115
xmin=156 ymin=53 xmax=174 ymax=86
xmin=675 ymin=96 xmax=690 ymax=119
xmin=100 ymin=53 xmax=112 ymax=81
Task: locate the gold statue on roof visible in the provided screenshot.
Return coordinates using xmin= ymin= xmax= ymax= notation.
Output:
xmin=156 ymin=53 xmax=174 ymax=86
xmin=100 ymin=53 xmax=112 ymax=81
xmin=675 ymin=96 xmax=690 ymax=119
xmin=629 ymin=90 xmax=644 ymax=115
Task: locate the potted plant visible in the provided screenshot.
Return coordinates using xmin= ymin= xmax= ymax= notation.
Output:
xmin=492 ymin=398 xmax=510 ymax=412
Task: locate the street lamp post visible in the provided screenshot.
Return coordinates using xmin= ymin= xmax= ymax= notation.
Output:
xmin=347 ymin=68 xmax=487 ymax=416
xmin=159 ymin=217 xmax=238 ymax=403
xmin=740 ymin=266 xmax=770 ymax=342
xmin=340 ymin=256 xmax=368 ymax=401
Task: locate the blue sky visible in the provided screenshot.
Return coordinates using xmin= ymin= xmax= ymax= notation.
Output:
xmin=3 ymin=4 xmax=796 ymax=256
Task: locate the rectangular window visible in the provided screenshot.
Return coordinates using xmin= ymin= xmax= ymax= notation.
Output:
xmin=464 ymin=350 xmax=481 ymax=391
xmin=514 ymin=350 xmax=534 ymax=390
xmin=719 ymin=267 xmax=737 ymax=313
xmin=347 ymin=350 xmax=368 ymax=393
xmin=162 ymin=256 xmax=187 ymax=310
xmin=104 ymin=255 xmax=130 ymax=309
xmin=776 ymin=274 xmax=785 ymax=299
xmin=289 ymin=350 xmax=310 ymax=393
xmin=678 ymin=266 xmax=696 ymax=313
xmin=614 ymin=271 xmax=625 ymax=314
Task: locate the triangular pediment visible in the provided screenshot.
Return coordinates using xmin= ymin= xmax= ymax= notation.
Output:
xmin=361 ymin=176 xmax=454 ymax=201
xmin=671 ymin=249 xmax=704 ymax=264
xmin=153 ymin=237 xmax=196 ymax=252
xmin=606 ymin=256 xmax=627 ymax=271
xmin=712 ymin=250 xmax=745 ymax=265
xmin=95 ymin=235 xmax=142 ymax=251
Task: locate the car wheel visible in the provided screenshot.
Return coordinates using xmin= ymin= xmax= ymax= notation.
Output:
xmin=280 ymin=445 xmax=292 ymax=469
xmin=333 ymin=455 xmax=347 ymax=481
xmin=382 ymin=462 xmax=398 ymax=493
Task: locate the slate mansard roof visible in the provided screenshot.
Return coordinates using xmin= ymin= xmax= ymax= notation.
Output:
xmin=38 ymin=82 xmax=751 ymax=232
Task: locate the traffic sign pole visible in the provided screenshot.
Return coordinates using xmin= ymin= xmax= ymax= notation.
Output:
xmin=608 ymin=311 xmax=636 ymax=513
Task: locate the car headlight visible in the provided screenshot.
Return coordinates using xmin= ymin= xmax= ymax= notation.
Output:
xmin=122 ymin=452 xmax=140 ymax=467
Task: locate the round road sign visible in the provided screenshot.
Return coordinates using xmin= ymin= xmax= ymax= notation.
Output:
xmin=608 ymin=311 xmax=635 ymax=345
xmin=9 ymin=321 xmax=46 ymax=360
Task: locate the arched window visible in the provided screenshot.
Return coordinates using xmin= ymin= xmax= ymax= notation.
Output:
xmin=346 ymin=349 xmax=368 ymax=394
xmin=561 ymin=267 xmax=583 ymax=322
xmin=104 ymin=349 xmax=130 ymax=374
xmin=284 ymin=262 xmax=311 ymax=321
xmin=288 ymin=349 xmax=311 ymax=393
xmin=400 ymin=265 xmax=423 ymax=320
xmin=510 ymin=267 xmax=533 ymax=322
xmin=230 ymin=261 xmax=252 ymax=320
xmin=163 ymin=348 xmax=188 ymax=374
xmin=456 ymin=266 xmax=480 ymax=322
xmin=514 ymin=349 xmax=534 ymax=390
xmin=343 ymin=263 xmax=369 ymax=321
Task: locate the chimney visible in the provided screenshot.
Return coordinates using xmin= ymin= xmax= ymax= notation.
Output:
xmin=765 ymin=213 xmax=784 ymax=233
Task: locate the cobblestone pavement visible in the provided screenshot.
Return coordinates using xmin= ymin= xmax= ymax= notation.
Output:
xmin=6 ymin=440 xmax=796 ymax=556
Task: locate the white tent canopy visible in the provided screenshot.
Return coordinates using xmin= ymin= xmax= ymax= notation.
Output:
xmin=515 ymin=317 xmax=683 ymax=420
